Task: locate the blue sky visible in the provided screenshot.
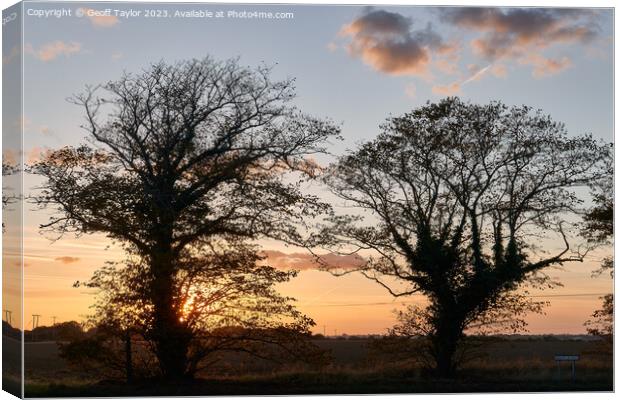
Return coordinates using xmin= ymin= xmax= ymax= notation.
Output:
xmin=21 ymin=3 xmax=613 ymax=152
xmin=10 ymin=2 xmax=614 ymax=333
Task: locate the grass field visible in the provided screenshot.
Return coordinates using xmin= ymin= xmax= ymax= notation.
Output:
xmin=3 ymin=336 xmax=613 ymax=396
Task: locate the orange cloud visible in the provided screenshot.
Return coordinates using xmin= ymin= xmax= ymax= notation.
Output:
xmin=441 ymin=8 xmax=597 ymax=78
xmin=3 ymin=150 xmax=18 ymax=165
xmin=40 ymin=126 xmax=54 ymax=136
xmin=404 ymin=83 xmax=416 ymax=99
xmin=3 ymin=46 xmax=20 ymax=65
xmin=432 ymin=82 xmax=461 ymax=96
xmin=25 ymin=41 xmax=81 ymax=62
xmin=79 ymin=8 xmax=120 ymax=27
xmin=340 ymin=8 xmax=454 ymax=77
xmin=441 ymin=8 xmax=597 ymax=57
xmin=520 ymin=54 xmax=572 ymax=78
xmin=55 ymin=256 xmax=80 ymax=264
xmin=26 ymin=147 xmax=51 ymax=163
xmin=491 ymin=63 xmax=508 ymax=78
xmin=326 ymin=42 xmax=338 ymax=52
xmin=261 ymin=250 xmax=365 ymax=271
xmin=435 ymin=58 xmax=460 ymax=75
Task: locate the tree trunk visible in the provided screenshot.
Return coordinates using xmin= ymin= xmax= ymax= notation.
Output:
xmin=431 ymin=317 xmax=462 ymax=379
xmin=434 ymin=339 xmax=457 ymax=378
xmin=124 ymin=330 xmax=133 ymax=384
xmin=149 ymin=242 xmax=192 ymax=380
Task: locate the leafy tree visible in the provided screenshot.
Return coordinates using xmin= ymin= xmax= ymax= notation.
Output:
xmin=27 ymin=320 xmax=84 ymax=342
xmin=59 ymin=329 xmax=159 ymax=382
xmin=2 ymin=162 xmax=17 ymax=208
xmin=2 ymin=161 xmax=18 ymax=233
xmin=32 ymin=57 xmax=339 ymax=379
xmin=581 ymin=150 xmax=613 ymax=348
xmin=372 ymin=293 xmax=546 ymax=374
xmin=582 ymin=153 xmax=613 ymax=276
xmin=584 ymin=294 xmax=613 ymax=345
xmin=317 ymin=97 xmax=610 ymax=378
xmin=71 ymin=242 xmax=324 ymax=378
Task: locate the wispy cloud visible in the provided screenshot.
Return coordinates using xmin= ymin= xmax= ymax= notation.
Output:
xmin=520 ymin=54 xmax=572 ymax=78
xmin=2 ymin=150 xmax=18 ymax=165
xmin=462 ymin=64 xmax=491 ymax=84
xmin=439 ymin=8 xmax=598 ymax=77
xmin=2 ymin=46 xmax=20 ymax=65
xmin=261 ymin=250 xmax=365 ymax=271
xmin=40 ymin=126 xmax=53 ymax=136
xmin=79 ymin=8 xmax=120 ymax=27
xmin=404 ymin=83 xmax=416 ymax=99
xmin=331 ymin=7 xmax=603 ymax=99
xmin=440 ymin=8 xmax=598 ymax=57
xmin=55 ymin=256 xmax=81 ymax=265
xmin=432 ymin=62 xmax=507 ymax=96
xmin=432 ymin=82 xmax=462 ymax=96
xmin=26 ymin=147 xmax=51 ymax=163
xmin=25 ymin=41 xmax=81 ymax=62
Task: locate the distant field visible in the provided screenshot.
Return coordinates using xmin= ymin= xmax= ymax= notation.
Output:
xmin=6 ymin=336 xmax=612 ymax=396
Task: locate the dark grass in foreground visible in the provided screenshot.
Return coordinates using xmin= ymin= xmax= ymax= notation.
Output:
xmin=25 ymin=369 xmax=612 ymax=397
xmin=25 ymin=358 xmax=613 ymax=396
xmin=20 ymin=337 xmax=614 ymax=396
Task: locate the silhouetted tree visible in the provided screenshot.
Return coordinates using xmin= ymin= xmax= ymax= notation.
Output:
xmin=317 ymin=98 xmax=610 ymax=378
xmin=2 ymin=162 xmax=17 ymax=207
xmin=581 ymin=151 xmax=613 ymax=349
xmin=71 ymin=242 xmax=323 ymax=378
xmin=2 ymin=161 xmax=18 ymax=233
xmin=370 ymin=293 xmax=546 ymax=375
xmin=584 ymin=294 xmax=612 ymax=345
xmin=582 ymin=152 xmax=613 ymax=276
xmin=27 ymin=320 xmax=84 ymax=342
xmin=32 ymin=57 xmax=339 ymax=379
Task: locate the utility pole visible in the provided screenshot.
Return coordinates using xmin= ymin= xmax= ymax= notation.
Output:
xmin=32 ymin=314 xmax=40 ymax=341
xmin=51 ymin=316 xmax=57 ymax=340
xmin=3 ymin=310 xmax=12 ymax=326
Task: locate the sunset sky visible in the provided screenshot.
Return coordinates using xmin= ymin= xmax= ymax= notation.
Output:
xmin=4 ymin=1 xmax=613 ymax=334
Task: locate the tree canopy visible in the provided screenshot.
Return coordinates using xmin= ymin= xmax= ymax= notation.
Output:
xmin=317 ymin=97 xmax=610 ymax=377
xmin=32 ymin=57 xmax=340 ymax=379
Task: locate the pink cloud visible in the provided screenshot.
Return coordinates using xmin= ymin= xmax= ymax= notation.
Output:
xmin=441 ymin=8 xmax=597 ymax=78
xmin=80 ymin=8 xmax=120 ymax=27
xmin=340 ymin=8 xmax=455 ymax=77
xmin=520 ymin=54 xmax=572 ymax=78
xmin=441 ymin=8 xmax=597 ymax=57
xmin=25 ymin=41 xmax=81 ymax=62
xmin=26 ymin=147 xmax=51 ymax=163
xmin=55 ymin=256 xmax=80 ymax=265
xmin=432 ymin=82 xmax=462 ymax=96
xmin=3 ymin=46 xmax=20 ymax=65
xmin=2 ymin=150 xmax=18 ymax=165
xmin=261 ymin=250 xmax=365 ymax=271
xmin=404 ymin=83 xmax=416 ymax=99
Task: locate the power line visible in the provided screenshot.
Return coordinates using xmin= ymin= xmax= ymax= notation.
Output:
xmin=526 ymin=293 xmax=610 ymax=298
